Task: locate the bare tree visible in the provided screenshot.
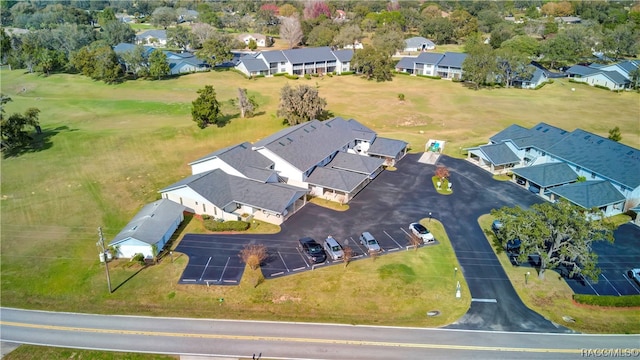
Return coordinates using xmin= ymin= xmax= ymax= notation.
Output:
xmin=334 ymin=24 xmax=363 ymax=50
xmin=342 ymin=246 xmax=353 ymax=268
xmin=237 ymin=88 xmax=258 ymax=118
xmin=191 ymin=23 xmax=217 ymax=48
xmin=239 ymin=244 xmax=268 ymax=270
xmin=279 ymin=16 xmax=303 ymax=49
xmin=407 ymin=233 xmax=422 ymax=250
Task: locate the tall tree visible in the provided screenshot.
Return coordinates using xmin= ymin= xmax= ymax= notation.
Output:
xmin=491 ymin=200 xmax=614 ymax=281
xmin=0 ymin=97 xmax=41 ymax=152
xmin=120 ymin=44 xmax=149 ymax=79
xmin=371 ymin=27 xmax=404 ymax=56
xmin=306 ymin=22 xmax=336 ymax=46
xmin=462 ymin=33 xmax=496 ymax=89
xmin=449 ymin=9 xmax=478 ymax=42
xmin=277 ymin=84 xmax=327 ymax=126
xmin=334 ymin=24 xmax=363 ymax=50
xmin=191 ymin=85 xmax=222 ymax=129
xmin=195 ymin=33 xmax=238 ymax=65
xmin=101 ymin=20 xmax=135 ymax=46
xmin=236 ymin=88 xmax=258 ymax=118
xmin=279 ymin=16 xmax=303 ymax=49
xmin=191 ymin=23 xmax=217 ymax=49
xmin=420 ymin=16 xmax=455 ymax=45
xmin=167 ymin=26 xmax=192 ymax=51
xmin=495 ymin=48 xmax=532 ymax=88
xmin=601 ymin=23 xmax=639 ymax=59
xmin=148 ymin=49 xmax=169 ymax=80
xmin=352 ymin=46 xmax=393 ymax=81
xmin=152 ymin=6 xmax=176 ymax=29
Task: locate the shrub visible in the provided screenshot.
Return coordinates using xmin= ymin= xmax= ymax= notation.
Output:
xmin=201 ymin=214 xmax=211 ymax=220
xmin=204 ymin=219 xmax=250 ymax=232
xmin=451 ymin=77 xmax=462 ymax=83
xmin=573 ymin=294 xmax=640 ymax=307
xmin=339 ymin=71 xmax=354 ymax=75
xmin=311 ymin=73 xmax=319 ymax=77
xmin=304 ymin=74 xmax=311 ymax=79
xmin=417 ymin=74 xmax=441 ymax=80
xmin=273 ymin=72 xmax=286 ymax=77
xmin=594 ymin=84 xmax=612 ymax=90
xmin=398 ymin=93 xmax=405 ymax=101
xmin=326 ymin=73 xmax=333 ymax=77
xmin=284 ymin=74 xmax=299 ymax=80
xmin=239 ymin=244 xmax=268 ymax=270
xmin=131 ymin=253 xmax=146 ymax=266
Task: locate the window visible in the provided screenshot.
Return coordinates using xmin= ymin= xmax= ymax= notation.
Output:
xmin=576 ymin=166 xmax=581 ymax=172
xmin=179 ymin=197 xmax=183 ymax=205
xmin=203 ymin=203 xmax=206 ymax=212
xmin=591 ymin=172 xmax=596 ymax=179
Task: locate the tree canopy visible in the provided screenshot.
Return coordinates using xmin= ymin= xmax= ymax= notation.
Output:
xmin=0 ymin=95 xmax=41 ymax=153
xmin=148 ymin=49 xmax=169 ymax=80
xmin=277 ymin=84 xmax=327 ymax=126
xmin=491 ymin=200 xmax=614 ymax=281
xmin=191 ymin=85 xmax=222 ymax=129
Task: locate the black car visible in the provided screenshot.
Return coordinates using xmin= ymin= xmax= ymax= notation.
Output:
xmin=298 ymin=237 xmax=326 ymax=263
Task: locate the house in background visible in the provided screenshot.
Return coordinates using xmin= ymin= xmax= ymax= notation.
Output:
xmin=513 ymin=66 xmax=549 ymax=89
xmin=136 ymin=29 xmax=167 ymax=48
xmin=109 ymin=199 xmax=186 ymax=259
xmin=164 ymin=51 xmax=209 ymax=75
xmin=159 ymin=117 xmax=407 ymax=223
xmin=466 ymin=122 xmax=640 ymax=217
xmin=566 ymin=60 xmax=639 ymax=91
xmin=237 ymin=33 xmax=267 ymax=47
xmin=235 ymin=46 xmax=354 ymax=77
xmin=395 ymin=51 xmax=467 ymax=80
xmin=403 ymin=36 xmax=436 ymax=52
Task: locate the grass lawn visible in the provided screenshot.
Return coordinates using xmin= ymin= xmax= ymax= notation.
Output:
xmin=478 ymin=215 xmax=640 ymax=334
xmin=3 ymin=346 xmax=179 ymax=360
xmin=431 ymin=176 xmax=453 ymax=195
xmin=0 ymin=68 xmax=637 ymax=329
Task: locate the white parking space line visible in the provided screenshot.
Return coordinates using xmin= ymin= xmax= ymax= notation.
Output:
xmin=622 ymin=273 xmax=640 ymax=294
xmin=471 ymin=298 xmax=498 ymax=303
xmin=349 ymin=236 xmax=368 ymax=256
xmin=269 ymin=271 xmax=284 ymax=277
xmin=223 ymin=279 xmax=238 ymax=283
xmin=218 ymin=257 xmax=230 ymax=283
xmin=601 ymin=274 xmax=621 ymax=296
xmin=292 ymin=266 xmax=306 ymax=272
xmin=399 ymin=228 xmax=412 ymax=238
xmin=198 ymin=257 xmax=212 ymax=282
xmin=387 ymin=248 xmax=400 ymax=252
xmin=278 ymin=251 xmax=289 ymax=272
xmin=297 ymin=248 xmax=311 ymax=267
xmin=384 ymin=230 xmax=403 ymax=248
xmin=582 ymin=275 xmax=600 ymax=296
xmin=182 ymin=279 xmax=197 ymax=282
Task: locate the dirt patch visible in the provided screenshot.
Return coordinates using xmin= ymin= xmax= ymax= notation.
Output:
xmin=272 ymin=294 xmax=302 ymax=304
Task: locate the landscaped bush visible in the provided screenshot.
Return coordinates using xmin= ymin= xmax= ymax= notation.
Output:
xmin=339 ymin=71 xmax=354 ymax=75
xmin=273 ymin=72 xmax=286 ymax=77
xmin=417 ymin=74 xmax=441 ymax=79
xmin=201 ymin=214 xmax=210 ymax=220
xmin=284 ymin=74 xmax=299 ymax=80
xmin=311 ymin=73 xmax=319 ymax=77
xmin=326 ymin=73 xmax=333 ymax=77
xmin=594 ymin=84 xmax=612 ymax=90
xmin=304 ymin=74 xmax=311 ymax=79
xmin=573 ymin=294 xmax=640 ymax=307
xmin=203 ymin=219 xmax=250 ymax=232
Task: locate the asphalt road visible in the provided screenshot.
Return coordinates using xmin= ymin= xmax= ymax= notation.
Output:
xmin=2 ymin=308 xmax=638 ymax=360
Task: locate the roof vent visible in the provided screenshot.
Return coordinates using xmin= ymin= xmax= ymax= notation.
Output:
xmin=303 ymin=128 xmax=309 ymax=133
xmin=584 ymin=135 xmax=591 ymax=140
xmin=597 ymin=139 xmax=604 ymax=144
xmin=543 ymin=129 xmax=549 ymax=133
xmin=560 ymin=130 xmax=567 ymax=134
xmin=131 ymin=226 xmax=138 ymax=231
xmin=286 ymin=137 xmax=293 ymax=142
xmin=536 ymin=126 xmax=542 ymax=130
xmin=278 ymin=141 xmax=285 ymax=146
xmin=627 ymin=151 xmax=634 ymax=155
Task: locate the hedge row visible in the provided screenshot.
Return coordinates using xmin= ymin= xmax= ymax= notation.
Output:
xmin=284 ymin=74 xmax=299 ymax=80
xmin=573 ymin=294 xmax=640 ymax=307
xmin=204 ymin=219 xmax=250 ymax=232
xmin=417 ymin=74 xmax=441 ymax=80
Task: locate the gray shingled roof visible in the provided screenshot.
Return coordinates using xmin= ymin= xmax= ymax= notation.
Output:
xmin=253 ymin=120 xmax=354 ymax=173
xmin=189 ymin=142 xmax=274 ymax=181
xmin=368 ymin=137 xmax=408 ymax=158
xmin=328 ymin=152 xmax=384 ymax=175
xmin=548 ymin=181 xmax=625 ymax=209
xmin=239 ymin=58 xmax=269 ymax=72
xmin=476 ymin=143 xmax=521 ymax=165
xmin=260 ymin=50 xmax=287 ymax=63
xmin=490 ymin=124 xmax=530 ymax=144
xmin=325 ymin=117 xmax=376 ymax=142
xmin=512 ymin=162 xmax=577 ymax=187
xmin=110 ymin=199 xmax=185 ymax=246
xmin=492 ymin=122 xmax=570 ymax=150
xmin=136 ymin=29 xmax=166 ymax=40
xmin=547 ymin=129 xmax=640 ymax=189
xmin=566 ymin=65 xmax=599 ymax=76
xmin=395 ymin=57 xmax=416 ymax=70
xmin=282 ymin=46 xmax=336 ymax=63
xmin=567 ymin=65 xmax=629 ymax=85
xmin=404 ymin=36 xmax=435 ymax=49
xmin=113 ymin=43 xmax=155 ymax=56
xmin=306 ymin=167 xmax=368 ymax=193
xmin=163 ymin=169 xmax=307 ymax=213
xmin=438 ymin=52 xmax=468 ymax=68
xmin=416 ymin=52 xmax=445 ymax=65
xmin=333 ymin=49 xmax=353 ymax=62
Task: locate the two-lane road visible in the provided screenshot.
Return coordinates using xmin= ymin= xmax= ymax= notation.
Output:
xmin=1 ymin=308 xmax=638 ymax=359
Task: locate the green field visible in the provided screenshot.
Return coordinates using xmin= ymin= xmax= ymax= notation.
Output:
xmin=1 ymin=69 xmax=638 ymax=330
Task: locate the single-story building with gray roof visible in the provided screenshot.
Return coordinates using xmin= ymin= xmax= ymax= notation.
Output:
xmin=395 ymin=51 xmax=467 ymax=79
xmin=109 ymin=199 xmax=186 ymax=259
xmin=566 ymin=61 xmax=636 ymax=91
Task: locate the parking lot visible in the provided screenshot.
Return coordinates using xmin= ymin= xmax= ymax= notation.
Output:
xmin=177 ymin=224 xmax=434 ymax=285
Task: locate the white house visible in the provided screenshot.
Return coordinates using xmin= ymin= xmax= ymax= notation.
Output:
xmin=566 ymin=60 xmax=639 ymax=91
xmin=237 ymin=33 xmax=267 ymax=47
xmin=109 ymin=199 xmax=186 ymax=259
xmin=395 ymin=51 xmax=468 ymax=80
xmin=159 ymin=117 xmax=407 ymax=224
xmin=135 ymin=30 xmax=167 ymax=48
xmin=466 ymin=122 xmax=640 ymax=217
xmin=403 ymin=36 xmax=436 ymax=52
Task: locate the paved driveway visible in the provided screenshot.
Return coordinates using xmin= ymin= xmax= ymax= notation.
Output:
xmin=174 ymin=154 xmax=630 ymax=332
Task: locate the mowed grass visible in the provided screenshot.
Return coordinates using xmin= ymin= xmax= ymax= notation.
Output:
xmin=0 ymin=69 xmax=637 ymax=329
xmin=478 ymin=215 xmax=640 ymax=334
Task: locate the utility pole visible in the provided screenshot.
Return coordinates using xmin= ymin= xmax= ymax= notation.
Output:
xmin=97 ymin=227 xmax=112 ymax=294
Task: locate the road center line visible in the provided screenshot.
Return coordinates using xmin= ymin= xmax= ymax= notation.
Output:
xmin=0 ymin=321 xmax=582 ymax=354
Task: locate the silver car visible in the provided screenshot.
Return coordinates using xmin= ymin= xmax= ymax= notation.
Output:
xmin=323 ymin=236 xmax=344 ymax=260
xmin=359 ymin=232 xmax=381 ymax=253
